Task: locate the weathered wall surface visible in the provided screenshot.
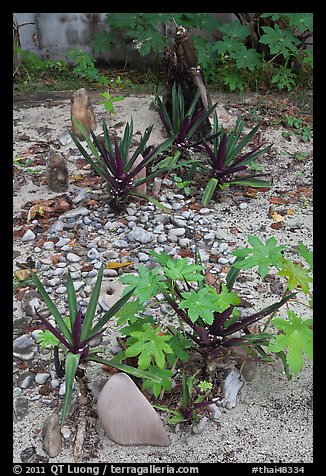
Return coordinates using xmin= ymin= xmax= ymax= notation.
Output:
xmin=14 ymin=13 xmax=236 ymax=65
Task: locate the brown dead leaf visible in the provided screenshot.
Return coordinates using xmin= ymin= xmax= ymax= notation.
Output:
xmin=230 ymin=227 xmax=239 ymax=234
xmin=179 ymin=249 xmax=194 ymax=258
xmin=27 ymin=205 xmax=51 ymax=223
xmin=269 ymin=197 xmax=289 ymax=205
xmin=51 ymin=255 xmax=61 ymax=265
xmin=85 ymin=199 xmax=98 ymax=206
xmin=270 ymin=222 xmax=283 ymax=230
xmin=287 ymin=208 xmax=295 ymax=215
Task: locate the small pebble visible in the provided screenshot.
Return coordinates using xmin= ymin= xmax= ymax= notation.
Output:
xmin=67 ymin=253 xmax=81 ymax=263
xmin=22 ymin=230 xmax=36 ymax=241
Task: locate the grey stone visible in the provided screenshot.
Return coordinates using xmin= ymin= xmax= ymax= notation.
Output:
xmin=42 ymin=413 xmax=62 ymax=458
xmin=138 ymin=252 xmax=149 ymax=262
xmin=103 ymin=269 xmax=119 ymax=277
xmin=13 ymin=396 xmax=29 ymax=420
xmin=55 ymin=237 xmax=71 ymax=248
xmin=192 ymin=416 xmax=209 ymax=434
xmin=13 ymin=335 xmax=36 ymax=361
xmin=72 ymin=188 xmax=89 ymax=204
xmin=13 ymin=387 xmax=23 ymax=399
xmin=66 ymin=253 xmax=81 ymax=263
xmin=179 ymin=238 xmax=190 ymax=247
xmin=87 ymin=248 xmax=100 ymax=260
xmin=207 ymin=403 xmax=222 ymax=422
xmin=51 ymin=379 xmax=60 ymax=390
xmin=198 ymin=249 xmax=210 ymax=262
xmin=22 ymin=229 xmax=36 ymax=241
xmin=17 ymin=371 xmax=35 ymax=389
xmin=169 ymin=227 xmax=186 ymax=237
xmin=61 ymin=207 xmax=89 ymax=219
xmin=55 ymin=286 xmax=67 ymax=295
xmin=97 ymin=373 xmax=170 ymax=446
xmin=219 ymin=242 xmax=229 ymax=252
xmin=204 ymin=232 xmax=215 ymax=240
xmin=35 ymin=373 xmax=50 ymax=385
xmin=59 ymin=383 xmax=66 ymax=396
xmin=127 ymin=226 xmax=152 ymax=244
xmin=21 ymin=291 xmax=41 ymax=317
xmin=73 ymin=281 xmax=85 ymax=292
xmin=170 ymin=217 xmax=185 ymax=227
xmin=221 ymin=370 xmax=245 ymax=409
xmin=239 ymin=202 xmax=248 ymax=210
xmin=199 ymin=208 xmax=211 ymax=215
xmin=43 ymin=241 xmax=55 ymax=250
xmin=218 ymin=257 xmax=229 ymax=264
xmin=48 ymin=220 xmax=65 ymax=234
xmin=114 ymin=240 xmax=129 ymax=248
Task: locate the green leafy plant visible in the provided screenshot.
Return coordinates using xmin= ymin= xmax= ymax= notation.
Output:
xmin=31 ymin=265 xmax=164 ymax=424
xmin=155 ymin=83 xmax=217 ymax=154
xmin=156 ymin=371 xmax=214 ymax=425
xmin=98 ymin=90 xmax=124 ymax=115
xmin=198 ymin=115 xmax=272 ymax=205
xmin=123 ymin=236 xmax=312 ymax=386
xmin=174 ymin=176 xmax=191 ymax=196
xmin=66 ymin=49 xmax=109 ymax=86
xmin=268 ymin=310 xmax=313 ymax=375
xmin=69 ymin=117 xmax=176 ymax=210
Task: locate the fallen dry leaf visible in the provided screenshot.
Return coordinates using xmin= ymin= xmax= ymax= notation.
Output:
xmin=14 ymin=269 xmax=33 ymax=281
xmin=106 ymin=261 xmax=134 ymax=269
xmin=269 ymin=197 xmax=289 ymax=205
xmin=270 ymin=222 xmax=283 ymax=230
xmin=287 ymin=208 xmax=295 ymax=215
xmin=51 ymin=255 xmax=61 ymax=266
xmin=27 ymin=205 xmax=50 ymax=223
xmin=272 ymin=212 xmax=284 ymax=223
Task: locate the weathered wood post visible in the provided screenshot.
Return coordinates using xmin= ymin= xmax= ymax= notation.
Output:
xmin=162 ymin=23 xmax=213 ymax=138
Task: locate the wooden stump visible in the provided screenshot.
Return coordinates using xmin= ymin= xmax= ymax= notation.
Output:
xmin=162 ymin=24 xmax=213 ymax=139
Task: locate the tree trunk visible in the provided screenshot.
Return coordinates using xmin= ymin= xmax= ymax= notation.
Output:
xmin=162 ymin=24 xmax=212 ymax=138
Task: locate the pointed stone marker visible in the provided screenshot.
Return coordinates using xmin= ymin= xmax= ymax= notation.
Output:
xmin=96 ymin=373 xmax=170 ymax=446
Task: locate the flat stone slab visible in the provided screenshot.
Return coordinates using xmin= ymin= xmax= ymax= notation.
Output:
xmin=96 ymin=373 xmax=170 ymax=446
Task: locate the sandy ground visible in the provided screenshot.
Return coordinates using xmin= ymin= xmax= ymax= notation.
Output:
xmin=13 ymin=90 xmax=313 ymax=464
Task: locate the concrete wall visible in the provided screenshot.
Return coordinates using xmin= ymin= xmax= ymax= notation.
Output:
xmin=14 ymin=13 xmax=236 ymax=65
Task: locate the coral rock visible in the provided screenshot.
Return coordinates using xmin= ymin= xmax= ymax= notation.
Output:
xmin=96 ymin=373 xmax=170 ymax=446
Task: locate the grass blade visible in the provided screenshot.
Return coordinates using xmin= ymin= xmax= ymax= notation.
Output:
xmin=86 ymin=356 xmax=164 ymax=384
xmin=61 ymin=352 xmax=80 ymax=425
xmin=228 ymin=177 xmax=272 ymax=187
xmin=66 ymin=271 xmax=77 ymax=329
xmin=129 ymin=191 xmax=169 ymax=212
xmin=88 ymin=287 xmax=136 ymax=338
xmin=31 ymin=271 xmax=72 ymax=345
xmin=80 ymin=264 xmax=104 ymax=341
xmin=202 ymin=177 xmax=219 ymax=206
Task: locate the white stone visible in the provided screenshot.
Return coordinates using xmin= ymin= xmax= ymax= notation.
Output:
xmin=22 ymin=229 xmax=36 ymax=241
xmin=67 ymin=253 xmax=81 ymax=262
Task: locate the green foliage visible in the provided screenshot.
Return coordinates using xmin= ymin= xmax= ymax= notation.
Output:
xmin=179 ymin=285 xmax=240 ymax=325
xmin=278 ymin=260 xmax=313 ymax=294
xmin=125 ymin=322 xmax=173 ymax=370
xmin=174 ymin=176 xmax=191 ymax=196
xmin=120 ymin=266 xmax=165 ymax=303
xmin=231 ymin=235 xmax=286 ymax=279
xmin=259 ymin=25 xmax=301 ymax=58
xmin=66 ymin=49 xmax=109 ymax=86
xmin=268 ymin=310 xmax=313 ymax=375
xmin=30 ymin=266 xmax=166 ymax=424
xmin=98 ymin=91 xmax=124 ymax=114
